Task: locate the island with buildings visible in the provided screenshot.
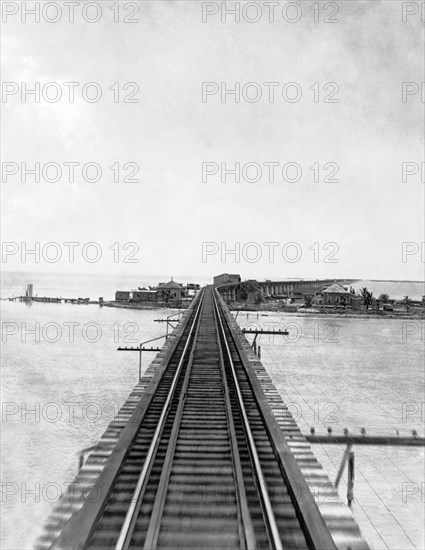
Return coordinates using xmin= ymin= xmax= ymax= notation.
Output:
xmin=111 ymin=279 xmax=200 ymax=309
xmin=7 ymin=275 xmax=424 ymax=318
xmin=212 ymin=273 xmax=425 ymax=317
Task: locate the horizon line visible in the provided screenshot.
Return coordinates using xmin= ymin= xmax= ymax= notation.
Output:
xmin=1 ymin=270 xmax=424 ymax=284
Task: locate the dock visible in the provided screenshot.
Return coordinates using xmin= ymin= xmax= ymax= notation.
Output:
xmin=9 ymin=296 xmax=91 ymax=304
xmin=38 ymin=286 xmax=369 ymax=550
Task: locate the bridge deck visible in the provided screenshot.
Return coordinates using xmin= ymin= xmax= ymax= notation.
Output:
xmin=38 ymin=287 xmax=369 ymax=550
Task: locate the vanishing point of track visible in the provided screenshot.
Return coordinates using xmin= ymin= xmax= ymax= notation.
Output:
xmin=50 ymin=287 xmax=338 ymax=550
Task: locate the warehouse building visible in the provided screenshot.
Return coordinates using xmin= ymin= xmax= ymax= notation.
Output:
xmin=213 ymin=273 xmax=241 ymax=287
xmin=115 ymin=291 xmax=130 ymax=301
xmin=130 ymin=289 xmax=158 ymax=303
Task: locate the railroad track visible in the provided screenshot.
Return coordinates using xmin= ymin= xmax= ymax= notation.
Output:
xmin=50 ymin=286 xmax=339 ymax=550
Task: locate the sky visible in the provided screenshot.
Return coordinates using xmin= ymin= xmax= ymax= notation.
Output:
xmin=1 ymin=0 xmax=424 ymax=282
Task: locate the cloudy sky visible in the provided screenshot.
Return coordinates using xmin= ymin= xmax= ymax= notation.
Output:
xmin=2 ymin=1 xmax=424 ymax=281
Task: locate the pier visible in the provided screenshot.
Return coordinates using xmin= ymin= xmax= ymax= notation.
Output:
xmin=9 ymin=295 xmax=91 ymax=304
xmin=38 ymin=286 xmax=369 ymax=550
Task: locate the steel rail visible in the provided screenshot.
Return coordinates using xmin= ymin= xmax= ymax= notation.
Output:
xmin=215 ymin=290 xmax=338 ymax=550
xmin=114 ymin=290 xmax=206 ymax=550
xmin=48 ymin=293 xmax=204 ymax=550
xmin=213 ymin=297 xmax=257 ymax=550
xmin=212 ymin=291 xmax=284 ymax=550
xmin=141 ymin=297 xmax=206 ymax=550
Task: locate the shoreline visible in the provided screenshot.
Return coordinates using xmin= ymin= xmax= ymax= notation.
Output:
xmin=4 ymin=298 xmax=424 ymax=319
xmin=229 ymin=304 xmax=424 ymax=320
xmin=102 ymin=300 xmax=186 ymax=310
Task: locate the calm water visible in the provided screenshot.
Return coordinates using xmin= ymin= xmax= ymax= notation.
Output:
xmin=237 ymin=311 xmax=424 ymax=549
xmin=1 ymin=273 xmax=424 ymax=549
xmin=0 ymin=271 xmax=210 ymax=302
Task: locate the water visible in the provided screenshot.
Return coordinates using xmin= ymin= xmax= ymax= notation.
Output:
xmin=1 ymin=273 xmax=424 ymax=549
xmin=236 ymin=311 xmax=424 ymax=549
xmin=1 ymin=272 xmax=192 ymax=549
xmin=1 ymin=271 xmax=210 ymax=301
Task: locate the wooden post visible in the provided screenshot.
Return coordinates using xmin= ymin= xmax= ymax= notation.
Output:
xmin=258 ymin=345 xmax=261 ymax=359
xmin=253 ymin=340 xmax=257 ymax=354
xmin=347 ymin=451 xmax=355 ymax=506
xmin=335 ymin=444 xmax=352 ymax=488
xmin=139 ymin=344 xmax=142 ymax=382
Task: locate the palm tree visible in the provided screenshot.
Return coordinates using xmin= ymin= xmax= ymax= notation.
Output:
xmin=404 ymin=295 xmax=410 ymax=311
xmin=304 ymin=295 xmax=314 ymax=308
xmin=360 ymin=287 xmax=373 ymax=310
xmin=254 ymin=292 xmax=264 ymax=305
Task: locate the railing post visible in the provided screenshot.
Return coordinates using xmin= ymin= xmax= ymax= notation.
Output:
xmin=139 ymin=343 xmax=142 ymax=382
xmin=78 ymin=445 xmax=96 ymax=470
xmin=258 ymin=345 xmax=261 ymax=359
xmin=347 ymin=451 xmax=355 ymax=506
xmin=335 ymin=444 xmax=352 ymax=488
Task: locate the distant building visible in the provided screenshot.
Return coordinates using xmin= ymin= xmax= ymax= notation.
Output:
xmin=186 ymin=283 xmax=200 ymax=290
xmin=157 ymin=280 xmax=183 ymax=302
xmin=351 ymin=296 xmax=362 ymax=310
xmin=130 ymin=290 xmax=157 ymax=303
xmin=213 ymin=273 xmax=241 ymax=287
xmin=320 ymin=283 xmax=353 ymax=306
xmin=115 ymin=291 xmax=130 ymax=301
xmin=288 ymin=286 xmax=318 ymax=300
